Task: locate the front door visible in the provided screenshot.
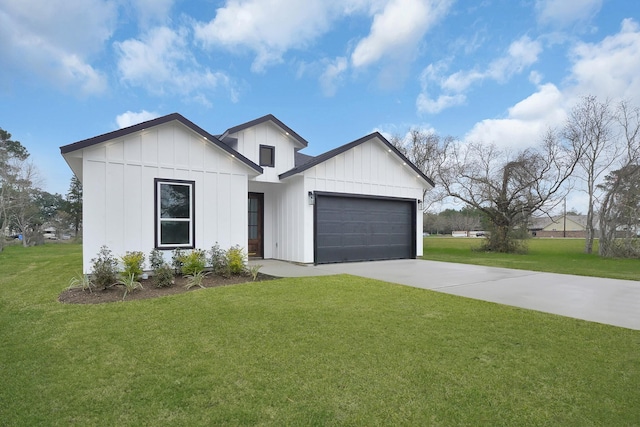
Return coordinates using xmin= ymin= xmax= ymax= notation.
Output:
xmin=248 ymin=193 xmax=264 ymax=258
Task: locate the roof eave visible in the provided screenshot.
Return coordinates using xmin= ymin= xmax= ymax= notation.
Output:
xmin=224 ymin=114 xmax=309 ymax=148
xmin=59 ymin=113 xmax=263 ymax=175
xmin=279 ymin=132 xmax=435 ymax=188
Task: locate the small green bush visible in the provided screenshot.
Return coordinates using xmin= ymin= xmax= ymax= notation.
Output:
xmin=90 ymin=246 xmax=119 ymax=290
xmin=121 ymin=251 xmax=145 ymax=280
xmin=68 ymin=272 xmax=94 ymax=293
xmin=248 ymin=264 xmax=262 ymax=281
xmin=117 ymin=273 xmax=143 ymax=300
xmin=153 ymin=264 xmax=175 ymax=288
xmin=184 ymin=271 xmax=209 ymax=290
xmin=227 ymin=245 xmax=247 ymax=275
xmin=180 ymin=249 xmax=206 ymax=276
xmin=209 ymin=243 xmax=230 ymax=277
xmin=148 ymin=248 xmax=165 ymax=270
xmin=171 ymin=248 xmax=185 ymax=274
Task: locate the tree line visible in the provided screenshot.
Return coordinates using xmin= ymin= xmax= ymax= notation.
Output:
xmin=392 ymin=95 xmax=640 ymax=258
xmin=0 ymin=129 xmax=82 ymax=252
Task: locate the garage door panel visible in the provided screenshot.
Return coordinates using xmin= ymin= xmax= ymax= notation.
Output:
xmin=315 ymin=195 xmax=415 ymax=264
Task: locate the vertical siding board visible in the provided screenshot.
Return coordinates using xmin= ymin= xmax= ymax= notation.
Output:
xmin=83 ymin=159 xmax=106 ymax=273
xmin=105 ymin=162 xmax=125 ymax=254
xmin=158 ymin=129 xmax=173 ymax=166
xmin=141 ymin=131 xmax=158 ymax=165
xmin=203 ymin=172 xmax=218 ymax=246
xmin=124 ymin=135 xmax=141 ymax=163
xmin=123 ymin=164 xmax=143 ymax=251
xmin=107 ymin=140 xmax=124 ymax=161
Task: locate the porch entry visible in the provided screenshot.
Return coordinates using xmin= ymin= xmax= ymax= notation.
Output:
xmin=248 ymin=192 xmax=264 ymax=258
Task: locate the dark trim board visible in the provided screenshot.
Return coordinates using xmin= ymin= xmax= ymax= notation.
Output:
xmin=248 ymin=192 xmax=264 ymax=258
xmin=279 ymin=133 xmax=435 ymax=187
xmin=313 ymin=192 xmax=417 ymax=264
xmin=154 ymin=178 xmax=196 ymax=250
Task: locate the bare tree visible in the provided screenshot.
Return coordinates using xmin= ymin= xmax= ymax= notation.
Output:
xmin=598 ymin=100 xmax=640 ymax=257
xmin=563 ymin=95 xmax=617 ymax=254
xmin=390 ymin=129 xmax=452 ymax=211
xmin=437 ymin=130 xmax=578 ymax=252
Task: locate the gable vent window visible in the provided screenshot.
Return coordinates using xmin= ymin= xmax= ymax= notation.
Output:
xmin=259 ymin=145 xmax=275 ymax=167
xmin=155 ymin=178 xmax=195 ymax=249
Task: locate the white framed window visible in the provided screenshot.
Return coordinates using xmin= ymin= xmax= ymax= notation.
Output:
xmin=155 ymin=179 xmax=195 ymax=249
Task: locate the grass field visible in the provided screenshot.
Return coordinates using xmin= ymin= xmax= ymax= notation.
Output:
xmin=1 ymin=243 xmax=639 ymax=425
xmin=423 ymin=237 xmax=640 ymax=281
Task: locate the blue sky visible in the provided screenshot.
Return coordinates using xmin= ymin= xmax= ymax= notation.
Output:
xmin=1 ymin=0 xmax=639 ymax=212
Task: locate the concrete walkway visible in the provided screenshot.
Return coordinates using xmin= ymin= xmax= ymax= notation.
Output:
xmin=251 ymin=258 xmax=640 ymax=330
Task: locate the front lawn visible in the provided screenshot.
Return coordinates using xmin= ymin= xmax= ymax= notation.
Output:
xmin=423 ymin=237 xmax=640 ymax=280
xmin=1 ymin=243 xmax=639 ymax=425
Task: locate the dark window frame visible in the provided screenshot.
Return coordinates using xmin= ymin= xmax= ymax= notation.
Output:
xmin=154 ymin=178 xmax=196 ymax=250
xmin=259 ymin=144 xmax=275 ymax=167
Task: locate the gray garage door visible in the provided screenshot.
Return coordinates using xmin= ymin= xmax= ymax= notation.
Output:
xmin=315 ymin=194 xmax=415 ymax=264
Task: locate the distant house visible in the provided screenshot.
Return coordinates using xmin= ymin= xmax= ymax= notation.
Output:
xmin=528 ymin=214 xmax=593 ymax=238
xmin=43 ymin=227 xmax=57 ymax=240
xmin=60 ymin=113 xmax=434 ymax=273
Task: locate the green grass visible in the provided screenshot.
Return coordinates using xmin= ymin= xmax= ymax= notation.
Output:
xmin=2 ymin=243 xmax=640 ymax=425
xmin=423 ymin=237 xmax=640 ymax=281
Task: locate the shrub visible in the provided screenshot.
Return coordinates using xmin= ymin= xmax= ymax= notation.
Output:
xmin=121 ymin=251 xmax=145 ymax=280
xmin=184 ymin=271 xmax=209 ymax=290
xmin=148 ymin=248 xmax=165 ymax=270
xmin=227 ymin=245 xmax=247 ymax=275
xmin=248 ymin=264 xmax=262 ymax=281
xmin=90 ymin=246 xmax=119 ymax=290
xmin=171 ymin=248 xmax=185 ymax=274
xmin=209 ymin=243 xmax=229 ymax=277
xmin=152 ymin=264 xmax=175 ymax=288
xmin=117 ymin=273 xmax=143 ymax=300
xmin=180 ymin=249 xmax=206 ymax=276
xmin=68 ymin=273 xmax=94 ymax=293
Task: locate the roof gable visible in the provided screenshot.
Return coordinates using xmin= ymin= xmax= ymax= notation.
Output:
xmin=60 ymin=113 xmax=262 ymax=174
xmin=279 ymin=132 xmax=435 ymax=187
xmin=222 ymin=114 xmax=308 ymax=149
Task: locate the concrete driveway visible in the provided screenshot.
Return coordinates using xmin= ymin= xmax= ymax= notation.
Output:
xmin=254 ymin=259 xmax=640 ymax=330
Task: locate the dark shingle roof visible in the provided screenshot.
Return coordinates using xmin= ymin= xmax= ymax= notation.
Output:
xmin=222 ymin=114 xmax=308 ymax=148
xmin=294 ymin=151 xmax=315 ymax=167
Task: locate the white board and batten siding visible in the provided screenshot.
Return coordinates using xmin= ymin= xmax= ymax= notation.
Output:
xmin=298 ymin=136 xmax=425 ymax=263
xmin=81 ymin=122 xmax=254 ymax=274
xmin=248 ymin=177 xmax=306 ymax=263
xmin=229 ymin=121 xmax=298 ymax=183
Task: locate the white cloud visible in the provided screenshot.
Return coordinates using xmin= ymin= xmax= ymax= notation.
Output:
xmin=0 ymin=0 xmax=116 ymax=94
xmin=417 ymin=93 xmax=466 ymax=114
xmin=488 ymin=36 xmax=543 ymax=81
xmin=116 ymin=110 xmax=160 ymax=129
xmin=194 ymin=0 xmax=451 ymax=75
xmin=351 ymin=0 xmax=452 ymax=68
xmin=194 ymin=0 xmax=346 ymax=72
xmin=129 ymin=0 xmax=175 ymax=27
xmin=566 ymin=18 xmax=640 ymax=101
xmin=461 ymin=18 xmax=640 ymax=153
xmin=417 ymin=36 xmax=542 ymax=114
xmin=464 ymin=83 xmax=566 ymax=148
xmin=115 ymin=26 xmax=237 ymax=104
xmin=535 ymin=0 xmax=602 ymax=28
xmin=320 ymin=57 xmax=348 ymax=96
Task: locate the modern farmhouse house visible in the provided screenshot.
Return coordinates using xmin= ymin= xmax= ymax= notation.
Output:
xmin=60 ymin=113 xmax=433 ymax=273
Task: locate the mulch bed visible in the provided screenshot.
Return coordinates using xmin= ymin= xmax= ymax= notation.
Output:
xmin=58 ymin=273 xmax=277 ymax=304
